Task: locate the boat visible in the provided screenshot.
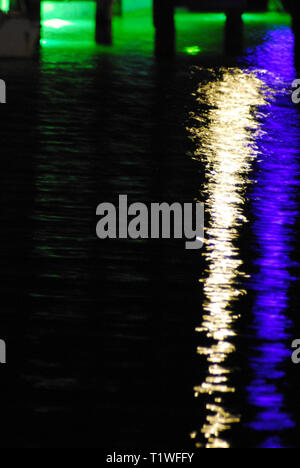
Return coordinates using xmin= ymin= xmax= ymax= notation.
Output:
xmin=0 ymin=3 xmax=40 ymax=58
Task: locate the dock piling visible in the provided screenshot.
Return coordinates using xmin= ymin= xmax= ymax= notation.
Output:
xmin=153 ymin=0 xmax=175 ymax=58
xmin=224 ymin=8 xmax=244 ymax=55
xmin=96 ymin=0 xmax=113 ymax=45
xmin=27 ymin=0 xmax=41 ymax=22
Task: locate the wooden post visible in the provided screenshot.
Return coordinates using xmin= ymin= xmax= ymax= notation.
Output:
xmin=96 ymin=0 xmax=113 ymax=45
xmin=27 ymin=0 xmax=41 ymax=22
xmin=113 ymin=0 xmax=122 ymax=17
xmin=153 ymin=0 xmax=175 ymax=58
xmin=27 ymin=0 xmax=41 ymax=52
xmin=224 ymin=8 xmax=243 ymax=55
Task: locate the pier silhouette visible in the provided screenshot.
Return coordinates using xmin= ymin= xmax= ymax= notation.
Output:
xmin=3 ymin=1 xmax=299 ymax=60
xmin=94 ymin=0 xmax=248 ymax=56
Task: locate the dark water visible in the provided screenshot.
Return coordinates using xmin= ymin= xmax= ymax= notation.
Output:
xmin=0 ymin=7 xmax=300 ymax=449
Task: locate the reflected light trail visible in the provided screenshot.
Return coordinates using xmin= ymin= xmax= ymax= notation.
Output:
xmin=244 ymin=25 xmax=300 ymax=448
xmin=188 ymin=68 xmax=268 ymax=448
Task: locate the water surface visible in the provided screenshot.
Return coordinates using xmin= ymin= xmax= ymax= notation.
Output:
xmin=0 ymin=5 xmax=299 ymax=448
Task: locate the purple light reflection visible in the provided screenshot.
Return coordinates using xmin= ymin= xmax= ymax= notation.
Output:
xmin=245 ymin=25 xmax=300 ymax=447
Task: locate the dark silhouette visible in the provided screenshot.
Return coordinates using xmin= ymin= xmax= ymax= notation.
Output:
xmin=96 ymin=0 xmax=113 ymax=45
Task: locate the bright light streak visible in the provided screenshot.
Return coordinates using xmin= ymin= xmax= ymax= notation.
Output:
xmin=43 ymin=19 xmax=74 ymax=29
xmin=189 ymin=67 xmax=267 ymax=448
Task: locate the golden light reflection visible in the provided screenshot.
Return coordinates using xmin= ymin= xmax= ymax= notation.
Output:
xmin=188 ymin=68 xmax=268 ymax=448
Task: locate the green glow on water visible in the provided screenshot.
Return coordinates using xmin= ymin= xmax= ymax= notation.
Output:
xmin=180 ymin=12 xmax=227 ymax=23
xmin=243 ymin=12 xmax=291 ymax=24
xmin=184 ymin=46 xmax=202 ymax=55
xmin=40 ymin=2 xmax=291 ymax=59
xmin=40 ymin=4 xmax=227 ymax=55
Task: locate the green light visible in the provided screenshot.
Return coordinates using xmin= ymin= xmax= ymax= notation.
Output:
xmin=42 ymin=1 xmax=95 ymax=21
xmin=0 ymin=0 xmax=9 ymax=12
xmin=43 ymin=19 xmax=74 ymax=29
xmin=184 ymin=46 xmax=202 ymax=55
xmin=43 ymin=3 xmax=55 ymax=14
xmin=39 ymin=2 xmax=291 ymax=61
xmin=242 ymin=12 xmax=290 ymax=24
